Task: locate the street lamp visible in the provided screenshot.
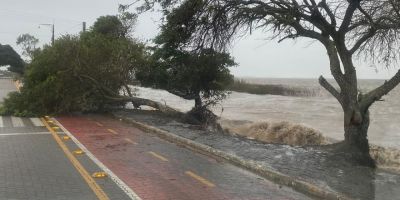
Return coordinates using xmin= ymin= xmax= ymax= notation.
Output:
xmin=39 ymin=23 xmax=54 ymax=45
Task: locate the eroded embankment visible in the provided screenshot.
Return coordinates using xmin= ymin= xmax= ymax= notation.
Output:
xmin=220 ymin=119 xmax=400 ymax=173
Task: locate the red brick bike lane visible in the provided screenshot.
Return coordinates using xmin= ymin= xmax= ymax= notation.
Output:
xmin=56 ymin=114 xmax=311 ymax=200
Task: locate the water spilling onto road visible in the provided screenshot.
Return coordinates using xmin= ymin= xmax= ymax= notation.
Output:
xmin=133 ymin=77 xmax=400 ymax=149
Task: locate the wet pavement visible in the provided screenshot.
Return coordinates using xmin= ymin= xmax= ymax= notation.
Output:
xmin=0 ymin=116 xmax=132 ymax=200
xmin=0 ymin=78 xmax=131 ymax=200
xmin=115 ymin=110 xmax=400 ymax=200
xmin=57 ymin=114 xmax=312 ymax=200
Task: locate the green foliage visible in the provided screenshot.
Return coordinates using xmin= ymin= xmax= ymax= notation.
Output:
xmin=152 ymin=0 xmax=204 ymax=49
xmin=0 ymin=92 xmax=36 ymax=117
xmin=138 ymin=47 xmax=235 ymax=109
xmin=92 ymin=15 xmax=126 ymax=38
xmin=1 ymin=16 xmax=146 ymax=116
xmin=0 ymin=44 xmax=25 ymax=74
xmin=136 ymin=1 xmax=235 ymax=113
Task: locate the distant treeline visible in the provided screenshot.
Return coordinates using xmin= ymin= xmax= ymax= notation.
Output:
xmin=228 ymin=79 xmax=319 ymax=97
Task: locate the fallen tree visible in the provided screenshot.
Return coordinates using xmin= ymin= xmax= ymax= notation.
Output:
xmin=0 ymin=15 xmax=177 ymax=117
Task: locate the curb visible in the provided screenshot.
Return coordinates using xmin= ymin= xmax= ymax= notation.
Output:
xmin=112 ymin=113 xmax=353 ymax=200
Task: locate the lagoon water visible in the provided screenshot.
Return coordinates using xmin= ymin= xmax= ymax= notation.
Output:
xmin=133 ymin=77 xmax=400 ymax=150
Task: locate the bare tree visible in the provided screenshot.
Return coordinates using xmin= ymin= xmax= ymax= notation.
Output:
xmin=132 ymin=0 xmax=400 ymax=166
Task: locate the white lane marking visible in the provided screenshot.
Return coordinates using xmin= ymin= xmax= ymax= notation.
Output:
xmin=30 ymin=118 xmax=44 ymax=126
xmin=0 ymin=132 xmax=51 ymax=136
xmin=55 ymin=118 xmax=142 ymax=200
xmin=11 ymin=117 xmax=24 ymax=127
xmin=0 ymin=116 xmax=3 ymax=127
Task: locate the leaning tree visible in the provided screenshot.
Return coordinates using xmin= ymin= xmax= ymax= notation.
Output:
xmin=132 ymin=0 xmax=400 ymax=166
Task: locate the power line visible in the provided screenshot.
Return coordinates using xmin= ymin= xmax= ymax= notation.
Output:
xmin=0 ymin=32 xmax=49 ymax=37
xmin=56 ymin=23 xmax=83 ymax=36
xmin=0 ymin=8 xmax=82 ymax=23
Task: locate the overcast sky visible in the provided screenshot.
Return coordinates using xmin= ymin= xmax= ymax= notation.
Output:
xmin=0 ymin=0 xmax=397 ymax=79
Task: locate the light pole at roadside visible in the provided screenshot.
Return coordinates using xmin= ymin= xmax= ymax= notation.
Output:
xmin=39 ymin=23 xmax=54 ymax=45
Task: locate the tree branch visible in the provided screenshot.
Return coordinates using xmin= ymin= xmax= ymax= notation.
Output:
xmin=319 ymin=0 xmax=336 ymax=27
xmin=349 ymin=29 xmax=376 ymax=54
xmin=166 ymin=89 xmax=197 ymax=100
xmin=323 ymin=41 xmax=347 ymax=90
xmin=339 ymin=1 xmax=359 ymax=32
xmin=113 ymin=96 xmax=179 ymax=114
xmin=78 ymin=74 xmax=179 ymax=113
xmin=361 ymin=69 xmax=400 ymax=110
xmin=319 ymin=75 xmax=341 ymax=103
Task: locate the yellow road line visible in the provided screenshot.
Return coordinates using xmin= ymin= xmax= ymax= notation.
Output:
xmin=96 ymin=122 xmax=103 ymax=127
xmin=148 ymin=151 xmax=169 ymax=162
xmin=124 ymin=138 xmax=137 ymax=145
xmin=185 ymin=171 xmax=215 ymax=187
xmin=107 ymin=129 xmax=118 ymax=135
xmin=41 ymin=118 xmax=110 ymax=200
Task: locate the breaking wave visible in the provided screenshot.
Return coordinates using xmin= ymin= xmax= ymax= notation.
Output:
xmin=220 ymin=119 xmax=400 ymax=173
xmin=220 ymin=120 xmax=328 ymax=146
xmin=370 ymin=145 xmax=400 ymax=173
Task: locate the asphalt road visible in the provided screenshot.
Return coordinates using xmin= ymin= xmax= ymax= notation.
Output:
xmin=0 ymin=78 xmax=130 ymax=200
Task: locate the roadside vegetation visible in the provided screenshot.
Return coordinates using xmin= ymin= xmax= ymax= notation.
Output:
xmin=0 ymin=43 xmax=25 ymax=74
xmin=0 ymin=15 xmax=153 ymax=116
xmin=0 ymin=12 xmax=235 ymax=126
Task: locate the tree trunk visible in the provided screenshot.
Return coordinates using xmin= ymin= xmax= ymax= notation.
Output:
xmin=320 ymin=41 xmax=377 ymax=167
xmin=342 ymin=107 xmax=376 ymax=167
xmin=123 ymin=85 xmax=140 ymax=109
xmin=113 ymin=96 xmax=180 ymax=114
xmin=194 ymin=94 xmax=202 ymax=108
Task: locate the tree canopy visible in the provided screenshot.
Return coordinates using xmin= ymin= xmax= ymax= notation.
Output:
xmin=138 ymin=47 xmax=235 ymax=106
xmin=92 ymin=15 xmax=126 ymax=38
xmin=136 ymin=9 xmax=236 ymax=123
xmin=0 ymin=16 xmax=147 ymax=116
xmin=0 ymin=44 xmax=25 ymax=74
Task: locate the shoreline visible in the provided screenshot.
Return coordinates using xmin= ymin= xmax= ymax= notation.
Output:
xmin=111 ymin=109 xmax=400 ymax=200
xmin=133 ymin=85 xmax=400 ymax=149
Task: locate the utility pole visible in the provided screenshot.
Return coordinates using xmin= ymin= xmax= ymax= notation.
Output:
xmin=51 ymin=24 xmax=54 ymax=45
xmin=82 ymin=22 xmax=86 ymax=32
xmin=39 ymin=23 xmax=55 ymax=45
